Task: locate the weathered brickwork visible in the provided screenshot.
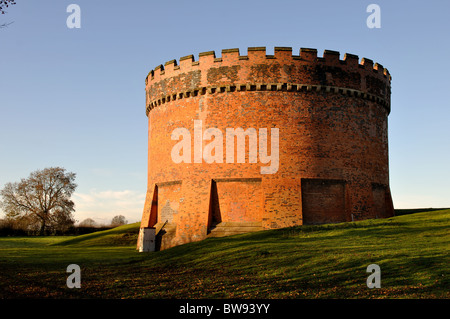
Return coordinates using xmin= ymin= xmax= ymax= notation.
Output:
xmin=138 ymin=47 xmax=394 ymax=251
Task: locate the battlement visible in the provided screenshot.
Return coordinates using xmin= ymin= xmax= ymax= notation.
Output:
xmin=145 ymin=46 xmax=391 ymax=116
xmin=146 ymin=47 xmax=391 ymax=83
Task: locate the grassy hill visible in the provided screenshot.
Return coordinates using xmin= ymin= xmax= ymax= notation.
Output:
xmin=52 ymin=222 xmax=141 ymax=247
xmin=0 ymin=209 xmax=448 ymax=299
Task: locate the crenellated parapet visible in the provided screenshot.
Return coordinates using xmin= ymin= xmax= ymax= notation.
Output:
xmin=145 ymin=47 xmax=391 ymax=116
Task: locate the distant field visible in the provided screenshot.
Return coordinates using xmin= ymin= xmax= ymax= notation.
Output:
xmin=0 ymin=209 xmax=448 ymax=299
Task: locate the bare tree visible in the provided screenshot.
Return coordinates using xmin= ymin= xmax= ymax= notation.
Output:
xmin=0 ymin=0 xmax=16 ymax=28
xmin=79 ymin=218 xmax=97 ymax=228
xmin=0 ymin=167 xmax=77 ymax=235
xmin=0 ymin=0 xmax=16 ymax=14
xmin=111 ymin=215 xmax=127 ymax=227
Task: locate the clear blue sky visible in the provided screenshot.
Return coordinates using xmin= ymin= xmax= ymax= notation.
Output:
xmin=1 ymin=0 xmax=449 ymax=224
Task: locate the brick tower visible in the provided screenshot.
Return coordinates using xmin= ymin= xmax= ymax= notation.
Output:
xmin=137 ymin=47 xmax=394 ymax=251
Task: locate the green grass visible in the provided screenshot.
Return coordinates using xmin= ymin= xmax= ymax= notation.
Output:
xmin=0 ymin=210 xmax=448 ymax=299
xmin=52 ymin=222 xmax=141 ymax=247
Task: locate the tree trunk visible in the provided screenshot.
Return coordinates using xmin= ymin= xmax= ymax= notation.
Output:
xmin=39 ymin=220 xmax=46 ymax=236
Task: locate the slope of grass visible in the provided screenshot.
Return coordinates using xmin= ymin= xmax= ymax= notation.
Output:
xmin=52 ymin=222 xmax=140 ymax=247
xmin=0 ymin=236 xmax=73 ymax=248
xmin=0 ymin=210 xmax=448 ymax=299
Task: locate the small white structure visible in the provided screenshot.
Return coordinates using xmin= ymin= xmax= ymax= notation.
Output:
xmin=138 ymin=227 xmax=155 ymax=252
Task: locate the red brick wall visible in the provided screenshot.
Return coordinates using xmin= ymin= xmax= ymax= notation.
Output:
xmin=213 ymin=178 xmax=263 ymax=223
xmin=139 ymin=47 xmax=394 ymax=250
xmin=301 ymin=179 xmax=347 ymax=224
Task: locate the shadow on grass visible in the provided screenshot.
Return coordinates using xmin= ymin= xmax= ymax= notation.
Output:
xmin=52 ymin=222 xmax=140 ymax=246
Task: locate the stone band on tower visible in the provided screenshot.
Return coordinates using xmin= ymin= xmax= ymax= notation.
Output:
xmin=137 ymin=46 xmax=394 ymax=251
